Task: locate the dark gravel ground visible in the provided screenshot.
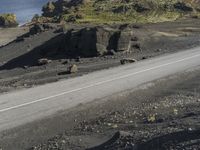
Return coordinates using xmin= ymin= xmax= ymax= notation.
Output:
xmin=0 ymin=18 xmax=200 ymax=150
xmin=1 ymin=18 xmax=200 ymax=93
xmin=31 ymin=68 xmax=200 ymax=150
xmin=0 ymin=68 xmax=199 ymax=150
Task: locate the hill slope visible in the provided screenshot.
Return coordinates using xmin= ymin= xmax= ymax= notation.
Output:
xmin=41 ymin=0 xmax=200 ymax=24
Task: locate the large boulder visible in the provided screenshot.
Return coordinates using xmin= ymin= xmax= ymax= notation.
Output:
xmin=116 ymin=30 xmax=133 ymax=52
xmin=30 ymin=24 xmax=45 ymax=35
xmin=0 ymin=14 xmax=18 ymax=27
xmin=38 ymin=25 xmax=134 ymax=58
xmin=174 ymin=2 xmax=193 ymax=12
xmin=63 ymin=26 xmax=132 ymax=57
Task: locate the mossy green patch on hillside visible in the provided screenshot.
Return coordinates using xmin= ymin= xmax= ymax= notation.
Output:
xmin=41 ymin=0 xmax=200 ymax=24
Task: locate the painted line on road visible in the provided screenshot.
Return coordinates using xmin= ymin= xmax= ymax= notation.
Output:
xmin=0 ymin=53 xmax=200 ymax=113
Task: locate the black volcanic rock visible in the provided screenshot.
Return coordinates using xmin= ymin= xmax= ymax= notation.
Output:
xmin=174 ymin=2 xmax=193 ymax=12
xmin=63 ymin=26 xmax=133 ymax=57
xmin=40 ymin=26 xmax=134 ymax=58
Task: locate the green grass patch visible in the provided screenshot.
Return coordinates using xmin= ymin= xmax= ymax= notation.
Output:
xmin=45 ymin=0 xmax=200 ymax=24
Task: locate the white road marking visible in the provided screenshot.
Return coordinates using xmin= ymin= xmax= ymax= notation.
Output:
xmin=0 ymin=54 xmax=200 ymax=113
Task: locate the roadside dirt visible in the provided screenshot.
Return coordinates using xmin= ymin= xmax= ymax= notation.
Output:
xmin=0 ymin=27 xmax=28 ymax=47
xmin=1 ymin=18 xmax=200 ymax=93
xmin=0 ymin=68 xmax=199 ymax=150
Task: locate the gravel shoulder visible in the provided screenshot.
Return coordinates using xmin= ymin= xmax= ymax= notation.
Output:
xmin=0 ymin=67 xmax=199 ymax=150
xmin=0 ymin=27 xmax=28 ymax=47
xmin=0 ymin=18 xmax=200 ymax=150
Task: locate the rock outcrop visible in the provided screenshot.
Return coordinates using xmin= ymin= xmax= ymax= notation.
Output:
xmin=29 ymin=23 xmax=54 ymax=35
xmin=63 ymin=26 xmax=133 ymax=57
xmin=40 ymin=26 xmax=135 ymax=58
xmin=0 ymin=14 xmax=18 ymax=27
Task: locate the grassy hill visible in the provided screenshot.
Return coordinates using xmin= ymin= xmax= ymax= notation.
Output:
xmin=41 ymin=0 xmax=200 ymax=24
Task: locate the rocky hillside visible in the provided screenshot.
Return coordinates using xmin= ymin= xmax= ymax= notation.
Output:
xmin=0 ymin=14 xmax=18 ymax=27
xmin=41 ymin=0 xmax=200 ymax=24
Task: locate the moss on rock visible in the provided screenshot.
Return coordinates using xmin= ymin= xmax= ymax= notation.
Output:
xmin=0 ymin=14 xmax=18 ymax=27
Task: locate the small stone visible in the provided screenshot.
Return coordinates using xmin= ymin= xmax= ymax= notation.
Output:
xmin=16 ymin=36 xmax=24 ymax=42
xmin=37 ymin=58 xmax=52 ymax=66
xmin=61 ymin=140 xmax=66 ymax=144
xmin=147 ymin=114 xmax=156 ymax=123
xmin=132 ymin=43 xmax=141 ymax=49
xmin=23 ymin=66 xmax=29 ymax=69
xmin=131 ymin=37 xmax=138 ymax=41
xmin=63 ymin=60 xmax=69 ymax=64
xmin=107 ymin=123 xmax=112 ymax=126
xmin=153 ymin=106 xmax=158 ymax=109
xmin=120 ymin=58 xmax=137 ymax=65
xmin=109 ymin=49 xmax=116 ymax=56
xmin=156 ymin=49 xmax=162 ymax=52
xmin=173 ymin=108 xmax=178 ymax=115
xmin=188 ymin=128 xmax=192 ymax=131
xmin=112 ymin=124 xmax=118 ymax=129
xmin=75 ymin=56 xmax=81 ymax=62
xmin=142 ymin=56 xmax=148 ymax=60
xmin=68 ymin=64 xmax=78 ymax=74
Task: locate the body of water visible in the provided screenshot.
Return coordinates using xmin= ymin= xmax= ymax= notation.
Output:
xmin=0 ymin=0 xmax=51 ymax=25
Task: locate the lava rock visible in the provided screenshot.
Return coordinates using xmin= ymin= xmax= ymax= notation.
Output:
xmin=64 ymin=26 xmax=132 ymax=57
xmin=30 ymin=24 xmax=45 ymax=35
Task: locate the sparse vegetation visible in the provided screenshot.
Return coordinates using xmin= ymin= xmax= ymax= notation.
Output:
xmin=0 ymin=13 xmax=18 ymax=27
xmin=41 ymin=0 xmax=200 ymax=24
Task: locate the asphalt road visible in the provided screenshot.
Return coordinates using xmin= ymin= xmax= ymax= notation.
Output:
xmin=0 ymin=48 xmax=200 ymax=132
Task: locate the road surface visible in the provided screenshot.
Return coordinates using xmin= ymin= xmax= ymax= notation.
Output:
xmin=0 ymin=48 xmax=200 ymax=132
